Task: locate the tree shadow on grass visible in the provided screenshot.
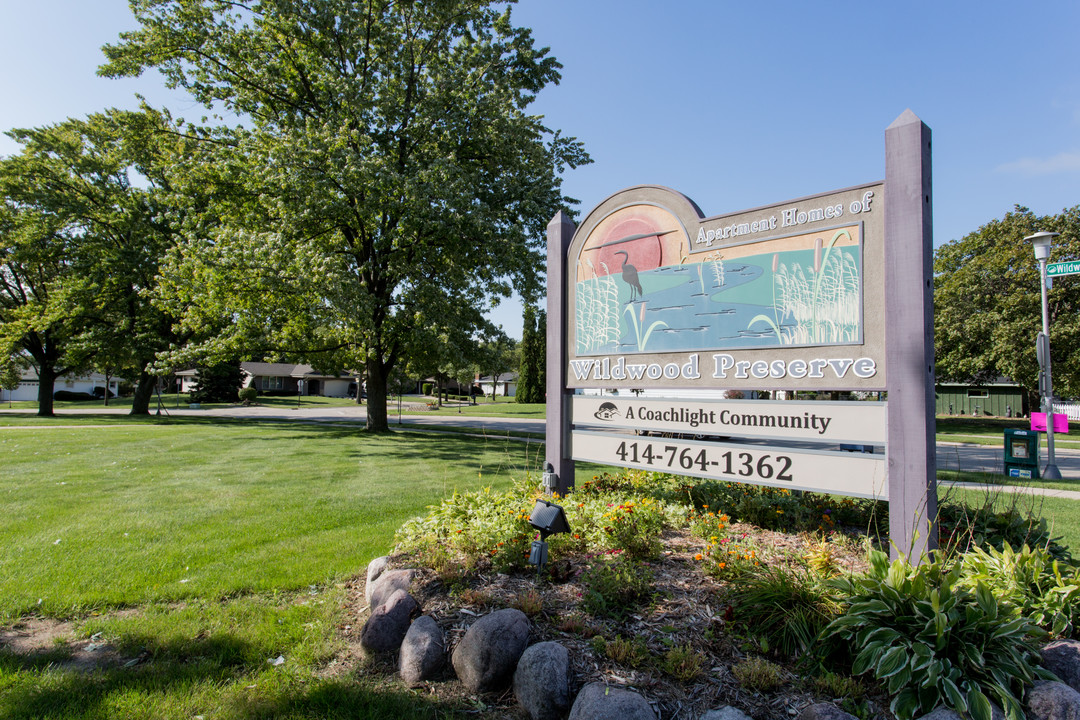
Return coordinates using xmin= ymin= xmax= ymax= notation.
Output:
xmin=214 ymin=421 xmax=545 ymax=468
xmin=0 ymin=633 xmax=458 ymax=720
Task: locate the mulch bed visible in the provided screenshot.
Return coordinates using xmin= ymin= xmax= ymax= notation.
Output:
xmin=342 ymin=525 xmax=893 ymax=720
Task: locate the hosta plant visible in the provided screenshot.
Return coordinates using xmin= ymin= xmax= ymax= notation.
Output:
xmin=960 ymin=542 xmax=1080 ymax=638
xmin=823 ymin=550 xmax=1054 ymax=720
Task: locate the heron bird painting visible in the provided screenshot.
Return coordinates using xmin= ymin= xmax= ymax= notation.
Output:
xmin=614 ymin=250 xmax=643 ymax=302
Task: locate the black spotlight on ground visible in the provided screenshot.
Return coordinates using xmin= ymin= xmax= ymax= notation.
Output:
xmin=527 ymin=499 xmax=570 ymax=578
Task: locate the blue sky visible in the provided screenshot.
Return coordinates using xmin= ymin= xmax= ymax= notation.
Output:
xmin=2 ymin=0 xmax=1078 ymax=338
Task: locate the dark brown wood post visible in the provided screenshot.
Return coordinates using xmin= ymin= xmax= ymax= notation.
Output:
xmin=546 ymin=211 xmax=576 ymax=496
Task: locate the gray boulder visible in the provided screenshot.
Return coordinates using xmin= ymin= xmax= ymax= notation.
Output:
xmin=702 ymin=707 xmax=754 ymax=720
xmin=399 ymin=615 xmax=445 ymax=685
xmin=513 ymin=641 xmax=570 ymax=720
xmin=452 ymin=608 xmax=530 ymax=693
xmin=917 ymin=705 xmax=1005 ymax=720
xmin=567 ymin=682 xmax=656 ymax=720
xmin=800 ymin=704 xmax=858 ymax=720
xmin=364 ymin=556 xmax=390 ymax=603
xmin=360 ymin=589 xmax=418 ymax=654
xmin=1043 ymin=640 xmax=1080 ymax=693
xmin=1028 ymin=681 xmax=1080 ymax=720
xmin=368 ymin=568 xmax=415 ymax=610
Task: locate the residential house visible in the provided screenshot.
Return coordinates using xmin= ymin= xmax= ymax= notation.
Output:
xmin=478 ymin=372 xmax=517 ymax=398
xmin=177 ymin=363 xmax=358 ymax=398
xmin=242 ymin=362 xmax=356 ymax=397
xmin=4 ymin=368 xmax=123 ymax=402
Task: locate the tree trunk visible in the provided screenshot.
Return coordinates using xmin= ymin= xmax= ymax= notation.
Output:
xmin=36 ymin=367 xmax=57 ymax=417
xmin=365 ymin=358 xmax=390 ymax=432
xmin=130 ymin=370 xmax=158 ymax=415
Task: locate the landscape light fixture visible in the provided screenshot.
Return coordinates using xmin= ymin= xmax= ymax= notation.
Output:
xmin=527 ymin=498 xmax=570 ymax=576
xmin=1026 ymin=231 xmax=1062 ymax=480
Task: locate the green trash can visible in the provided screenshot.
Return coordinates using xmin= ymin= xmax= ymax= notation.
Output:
xmin=1003 ymin=428 xmax=1040 ymax=479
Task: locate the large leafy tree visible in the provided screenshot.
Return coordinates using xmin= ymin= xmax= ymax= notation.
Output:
xmin=0 ymin=130 xmax=107 ymax=416
xmin=1 ymin=109 xmax=201 ymax=416
xmin=101 ymin=0 xmax=588 ymax=431
xmin=934 ymin=205 xmax=1080 ymax=406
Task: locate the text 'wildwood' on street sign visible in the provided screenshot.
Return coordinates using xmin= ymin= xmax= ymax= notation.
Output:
xmin=1047 ymin=261 xmax=1080 ymax=277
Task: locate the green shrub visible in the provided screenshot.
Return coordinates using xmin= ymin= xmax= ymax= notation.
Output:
xmin=687 ymin=481 xmax=885 ymax=536
xmin=395 ymin=475 xmax=679 ymax=576
xmin=823 ymin=550 xmax=1054 ymax=720
xmin=238 ymin=386 xmax=258 ymax=404
xmin=561 ymin=494 xmax=669 ymax=560
xmin=732 ymin=656 xmax=784 ymax=691
xmin=724 ymin=565 xmax=841 ymax=659
xmin=579 ymin=553 xmax=654 ymax=620
xmin=422 ymin=382 xmax=433 ymax=396
xmin=395 ymin=481 xmax=538 ymax=573
xmin=959 ymin=542 xmax=1080 ymax=638
xmin=593 ymin=634 xmax=649 ymax=668
xmin=661 ymin=643 xmax=704 ymax=681
xmin=810 ymin=671 xmax=867 ymax=700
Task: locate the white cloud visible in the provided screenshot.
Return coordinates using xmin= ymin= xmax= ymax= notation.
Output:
xmin=996 ymin=152 xmax=1080 ymax=176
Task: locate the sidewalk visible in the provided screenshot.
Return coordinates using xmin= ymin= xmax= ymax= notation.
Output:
xmin=939 ymin=480 xmax=1080 ymax=501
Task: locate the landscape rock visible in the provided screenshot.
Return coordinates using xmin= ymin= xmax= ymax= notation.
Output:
xmin=1043 ymin=640 xmax=1080 ymax=692
xmin=451 ymin=608 xmax=530 ymax=693
xmin=567 ymin=682 xmax=656 ymax=720
xmin=917 ymin=704 xmax=1005 ymax=720
xmin=360 ymin=589 xmax=418 ymax=654
xmin=1028 ymin=681 xmax=1080 ymax=720
xmin=513 ymin=641 xmax=570 ymax=720
xmin=399 ymin=615 xmax=445 ymax=685
xmin=368 ymin=568 xmax=416 ymax=610
xmin=800 ymin=704 xmax=858 ymax=720
xmin=702 ymin=706 xmax=754 ymax=720
xmin=364 ymin=556 xmax=390 ymax=603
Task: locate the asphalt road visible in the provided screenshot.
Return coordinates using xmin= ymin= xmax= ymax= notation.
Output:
xmin=13 ymin=403 xmax=1080 ymax=483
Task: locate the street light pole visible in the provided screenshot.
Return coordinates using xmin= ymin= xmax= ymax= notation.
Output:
xmin=1027 ymin=231 xmax=1062 ymax=480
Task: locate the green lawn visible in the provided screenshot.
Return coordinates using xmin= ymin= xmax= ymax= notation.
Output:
xmin=936 ymin=414 xmax=1080 ymax=450
xmin=2 ymin=415 xmax=1078 ymax=718
xmin=0 ymin=420 xmax=544 ymax=718
xmin=0 ymin=421 xmax=539 ymax=619
xmin=940 ymin=484 xmax=1080 ymax=553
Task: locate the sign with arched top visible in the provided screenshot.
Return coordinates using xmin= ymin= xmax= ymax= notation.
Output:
xmin=545 ymin=110 xmax=937 ymax=561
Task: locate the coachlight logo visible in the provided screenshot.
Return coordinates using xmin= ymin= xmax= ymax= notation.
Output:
xmin=594 ymin=402 xmax=620 ymax=421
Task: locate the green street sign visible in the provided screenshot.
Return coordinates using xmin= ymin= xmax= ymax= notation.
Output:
xmin=1047 ymin=261 xmax=1080 ymax=277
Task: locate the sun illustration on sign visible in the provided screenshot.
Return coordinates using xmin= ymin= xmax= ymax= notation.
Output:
xmin=574 ymin=204 xmax=690 ymax=355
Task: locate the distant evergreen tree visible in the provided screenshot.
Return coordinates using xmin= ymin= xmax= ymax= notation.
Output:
xmin=517 ymin=306 xmax=546 ymax=403
xmin=190 ymin=362 xmax=244 ymax=404
xmin=536 ymin=310 xmax=547 ymax=401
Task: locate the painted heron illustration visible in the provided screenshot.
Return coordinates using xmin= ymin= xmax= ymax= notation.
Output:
xmin=615 ymin=250 xmax=643 ymax=301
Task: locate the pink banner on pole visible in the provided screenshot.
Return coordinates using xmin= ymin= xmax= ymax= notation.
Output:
xmin=1031 ymin=412 xmax=1070 ymax=433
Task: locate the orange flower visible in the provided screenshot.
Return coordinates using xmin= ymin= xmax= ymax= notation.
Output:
xmin=694 ymin=553 xmax=703 ymax=561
